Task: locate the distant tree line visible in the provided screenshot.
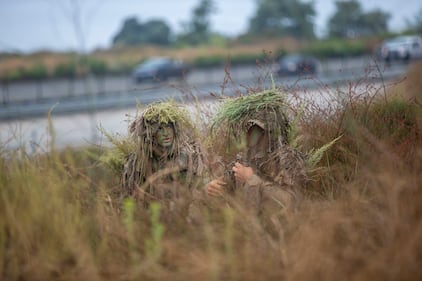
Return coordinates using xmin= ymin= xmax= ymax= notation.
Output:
xmin=113 ymin=0 xmax=217 ymax=47
xmin=327 ymin=0 xmax=390 ymax=38
xmin=2 ymin=0 xmax=421 ymax=82
xmin=113 ymin=18 xmax=172 ymax=46
xmin=111 ymin=0 xmax=420 ymax=48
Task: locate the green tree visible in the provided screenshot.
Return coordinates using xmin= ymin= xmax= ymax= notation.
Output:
xmin=112 ymin=17 xmax=172 ymax=46
xmin=142 ymin=20 xmax=173 ymax=45
xmin=360 ymin=10 xmax=390 ymax=36
xmin=247 ymin=0 xmax=316 ymax=39
xmin=328 ymin=0 xmax=390 ymax=38
xmin=177 ymin=0 xmax=217 ymax=45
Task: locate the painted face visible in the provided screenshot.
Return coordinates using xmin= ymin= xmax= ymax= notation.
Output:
xmin=246 ymin=125 xmax=265 ymax=148
xmin=155 ymin=124 xmax=175 ymax=147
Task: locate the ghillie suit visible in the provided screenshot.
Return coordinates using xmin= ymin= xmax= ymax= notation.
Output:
xmin=120 ymin=101 xmax=205 ymax=211
xmin=210 ymin=90 xmax=308 ymax=225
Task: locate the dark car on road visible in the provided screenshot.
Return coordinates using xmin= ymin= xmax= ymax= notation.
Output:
xmin=275 ymin=54 xmax=320 ymax=77
xmin=132 ymin=57 xmax=190 ymax=83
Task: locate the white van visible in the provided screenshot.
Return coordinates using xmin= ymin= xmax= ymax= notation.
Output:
xmin=378 ymin=35 xmax=422 ymax=63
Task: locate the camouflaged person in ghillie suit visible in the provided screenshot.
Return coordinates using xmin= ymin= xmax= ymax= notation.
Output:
xmin=121 ymin=101 xmax=205 ymax=213
xmin=204 ymin=90 xmax=308 ymax=228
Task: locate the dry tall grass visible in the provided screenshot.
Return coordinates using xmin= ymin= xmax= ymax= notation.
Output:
xmin=1 ymin=63 xmax=421 ymax=281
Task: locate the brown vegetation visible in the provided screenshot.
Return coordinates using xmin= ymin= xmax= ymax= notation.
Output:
xmin=0 ymin=38 xmax=300 ymax=77
xmin=0 ymin=63 xmax=421 ymax=280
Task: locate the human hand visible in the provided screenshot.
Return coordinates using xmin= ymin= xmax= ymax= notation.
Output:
xmin=232 ymin=162 xmax=254 ymax=184
xmin=205 ymin=178 xmax=227 ymax=197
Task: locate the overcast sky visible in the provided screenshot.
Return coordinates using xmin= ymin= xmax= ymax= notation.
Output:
xmin=0 ymin=0 xmax=421 ymax=53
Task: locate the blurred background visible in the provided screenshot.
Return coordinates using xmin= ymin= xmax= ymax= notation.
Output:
xmin=1 ymin=0 xmax=421 ymax=53
xmin=0 ymin=0 xmax=421 ymax=150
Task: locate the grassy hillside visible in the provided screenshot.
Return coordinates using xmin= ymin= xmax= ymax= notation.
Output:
xmin=1 ymin=63 xmax=421 ymax=281
xmin=0 ymin=37 xmax=376 ymax=81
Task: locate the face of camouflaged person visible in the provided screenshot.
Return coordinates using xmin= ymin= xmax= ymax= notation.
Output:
xmin=155 ymin=124 xmax=175 ymax=148
xmin=246 ymin=124 xmax=269 ymax=150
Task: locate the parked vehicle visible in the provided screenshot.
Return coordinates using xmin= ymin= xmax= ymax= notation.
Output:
xmin=275 ymin=54 xmax=321 ymax=77
xmin=376 ymin=35 xmax=422 ymax=63
xmin=132 ymin=57 xmax=190 ymax=83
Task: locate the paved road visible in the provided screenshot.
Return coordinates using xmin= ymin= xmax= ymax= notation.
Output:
xmin=0 ymin=56 xmax=408 ymax=121
xmin=0 ymin=56 xmax=411 ymax=151
xmin=0 ymin=80 xmax=399 ymax=152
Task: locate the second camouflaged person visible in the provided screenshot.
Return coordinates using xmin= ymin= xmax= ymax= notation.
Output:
xmin=204 ymin=90 xmax=308 ymax=232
